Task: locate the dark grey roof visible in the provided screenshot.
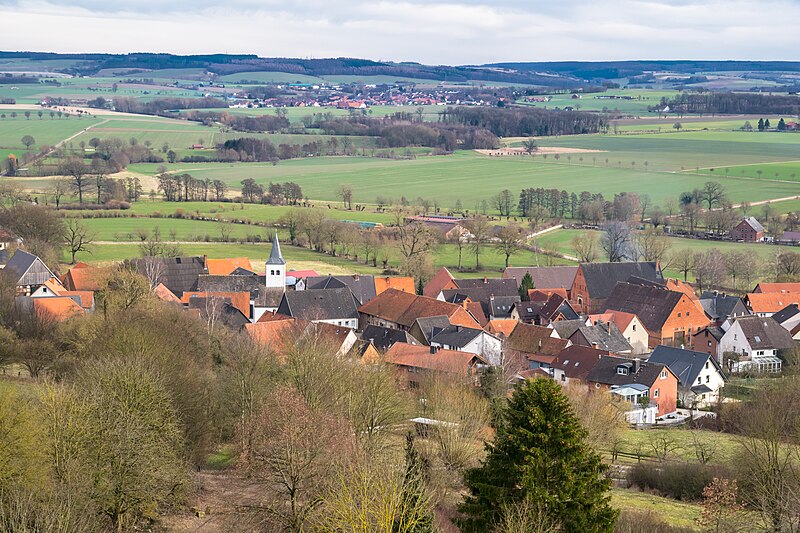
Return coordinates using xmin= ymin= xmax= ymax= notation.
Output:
xmin=734 ymin=316 xmax=796 ymax=351
xmin=699 ymin=292 xmax=748 ymax=321
xmin=539 ymin=294 xmax=579 ymax=321
xmin=454 ymin=277 xmax=519 ymax=295
xmin=772 ymin=304 xmax=800 ymax=325
xmin=3 ymin=250 xmax=53 ymax=287
xmin=580 ymin=262 xmax=663 ymax=299
xmin=188 ymin=298 xmax=250 ymax=329
xmin=430 ymin=324 xmax=484 ymax=348
xmin=648 ymin=345 xmax=725 ymax=387
xmin=0 ymin=249 xmax=10 ymax=266
xmin=602 ymin=282 xmax=683 ymax=332
xmin=305 ymin=275 xmax=376 ymax=305
xmin=503 ymin=266 xmax=578 ymax=289
xmin=586 ymin=356 xmax=669 ymax=387
xmin=694 ymin=325 xmax=725 ymax=341
xmin=267 ymin=233 xmax=285 ymax=265
xmin=230 ymin=266 xmax=257 ymax=276
xmin=360 ymin=325 xmax=417 ymax=351
xmin=551 ymin=319 xmax=585 ymax=339
xmin=512 ymin=301 xmax=545 ymax=323
xmin=411 ymin=315 xmax=452 ymax=344
xmin=198 ymin=274 xmax=263 ymax=299
xmin=129 ymin=256 xmax=206 ymax=297
xmin=690 ymin=384 xmax=714 ymax=394
xmin=577 ymin=322 xmax=633 ymax=353
xmin=488 ymin=295 xmax=521 ymax=319
xmin=276 ymin=287 xmax=359 ymax=321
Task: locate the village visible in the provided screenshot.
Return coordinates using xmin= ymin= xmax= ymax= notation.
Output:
xmin=4 ymin=223 xmax=798 ymax=430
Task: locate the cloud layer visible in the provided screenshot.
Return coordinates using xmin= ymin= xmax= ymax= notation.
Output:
xmin=2 ymin=0 xmax=798 ymax=64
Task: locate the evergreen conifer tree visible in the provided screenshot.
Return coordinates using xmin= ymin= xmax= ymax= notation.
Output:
xmin=457 ymin=378 xmax=618 ymax=532
xmin=518 ymin=272 xmax=534 ymax=301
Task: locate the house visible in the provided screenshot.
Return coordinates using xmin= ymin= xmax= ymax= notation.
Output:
xmin=745 ymin=292 xmax=800 ymax=317
xmin=423 ymin=267 xmax=458 ymax=298
xmin=550 ymin=345 xmax=609 ymax=386
xmin=245 ymin=318 xmax=358 ymax=357
xmin=692 ymin=326 xmax=725 ymax=358
xmin=383 ymin=342 xmax=487 ymax=389
xmin=665 ymin=278 xmax=699 ymax=301
xmin=699 ymin=291 xmax=750 ymax=325
xmin=503 ymin=266 xmax=578 ymax=297
xmin=485 ymin=319 xmax=519 ymax=339
xmin=570 ymin=262 xmax=664 ymax=314
xmin=440 ymin=289 xmax=520 ymax=321
xmin=31 ymin=277 xmax=95 ymax=313
xmin=779 ymin=231 xmax=800 ymax=244
xmin=589 ymin=311 xmax=649 ymax=355
xmin=2 ymin=250 xmax=56 ymax=295
xmin=410 ymin=315 xmax=453 ymax=345
xmin=154 ymin=283 xmax=181 ymax=304
xmin=0 ymin=227 xmax=21 ymax=267
xmin=587 ymin=356 xmax=679 ymax=417
xmin=303 ymin=274 xmax=377 ymax=305
xmin=348 ymin=339 xmax=381 ymax=363
xmin=61 ymin=265 xmax=109 ymax=292
xmin=358 ymin=288 xmax=481 ymax=331
xmin=276 ymin=287 xmax=360 ymax=328
xmin=513 ymin=293 xmax=579 ymax=326
xmin=731 ymin=217 xmax=765 ymax=242
xmin=551 ymin=319 xmax=633 ymax=355
xmin=718 ymin=316 xmax=795 ymax=373
xmin=181 ymin=291 xmax=252 ymax=320
xmin=373 ymin=276 xmax=415 ymax=295
xmin=602 ymin=282 xmax=710 ymax=348
xmin=129 ymin=256 xmax=207 ymax=297
xmin=32 ymin=296 xmax=84 ymax=322
xmin=505 ymin=323 xmax=570 ymax=371
xmin=648 ymin=345 xmax=727 ymax=408
xmin=187 ymin=297 xmax=250 ymax=329
xmin=360 ymin=324 xmax=419 ymax=351
xmin=429 ymin=324 xmax=503 ymax=365
xmin=773 ymin=304 xmax=800 ymax=339
xmin=753 ymin=282 xmax=800 ymax=294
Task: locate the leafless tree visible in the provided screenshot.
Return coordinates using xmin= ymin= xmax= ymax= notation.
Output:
xmin=63 ymin=218 xmax=94 ymax=264
xmin=465 ymin=215 xmax=492 ymax=269
xmin=58 ymin=158 xmax=89 ymax=205
xmin=572 ymin=232 xmax=599 ymax=263
xmin=495 ymin=224 xmax=525 ymax=268
xmin=601 ymin=221 xmax=632 ymax=262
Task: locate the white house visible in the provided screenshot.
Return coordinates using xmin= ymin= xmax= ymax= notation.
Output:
xmin=718 ymin=316 xmax=796 ymax=373
xmin=589 ymin=311 xmax=650 ymax=355
xmin=648 ymin=345 xmax=726 ymax=408
xmin=429 ymin=325 xmax=503 ymax=366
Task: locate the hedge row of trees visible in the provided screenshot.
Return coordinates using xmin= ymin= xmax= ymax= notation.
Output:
xmin=653 ymin=92 xmax=800 ymax=115
xmin=440 ymin=106 xmax=610 ymax=137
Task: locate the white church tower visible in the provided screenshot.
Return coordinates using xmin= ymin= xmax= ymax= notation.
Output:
xmin=265 ymin=232 xmax=286 ymax=291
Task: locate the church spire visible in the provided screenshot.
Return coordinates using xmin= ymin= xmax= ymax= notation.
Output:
xmin=267 ymin=232 xmax=286 ymax=265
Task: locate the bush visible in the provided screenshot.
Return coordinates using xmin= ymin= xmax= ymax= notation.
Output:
xmin=615 ymin=510 xmax=695 ymax=533
xmin=627 ymin=462 xmax=731 ymax=501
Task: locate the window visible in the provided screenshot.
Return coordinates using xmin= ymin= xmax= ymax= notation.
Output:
xmin=561 ymin=374 xmax=566 ymax=382
xmin=653 ymin=389 xmax=660 ymax=398
xmin=678 ymin=312 xmax=681 ymax=318
xmin=706 ymin=375 xmax=710 ymax=383
xmin=687 ymin=311 xmax=690 ymax=317
xmin=660 ymin=370 xmax=667 ymax=379
xmin=617 ymin=367 xmax=628 ymax=375
xmin=632 ymin=324 xmax=636 ymax=331
xmin=708 ymin=341 xmax=712 ymax=347
xmin=705 ymin=362 xmax=709 ymax=369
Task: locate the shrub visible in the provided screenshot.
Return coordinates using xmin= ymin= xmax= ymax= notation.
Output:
xmin=627 ymin=462 xmax=731 ymax=501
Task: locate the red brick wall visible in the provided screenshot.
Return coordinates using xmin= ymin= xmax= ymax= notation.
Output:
xmin=650 ymin=370 xmax=678 ymax=416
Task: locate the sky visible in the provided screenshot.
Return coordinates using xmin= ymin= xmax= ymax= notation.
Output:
xmin=1 ymin=0 xmax=798 ymax=64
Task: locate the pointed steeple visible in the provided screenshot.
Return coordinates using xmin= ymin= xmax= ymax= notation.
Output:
xmin=267 ymin=232 xmax=286 ymax=265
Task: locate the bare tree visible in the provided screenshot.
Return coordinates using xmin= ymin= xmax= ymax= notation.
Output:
xmin=495 ymin=224 xmax=525 ymax=268
xmin=63 ymin=218 xmax=94 ymax=264
xmin=336 ymin=184 xmax=354 ymax=210
xmin=572 ymin=232 xmax=599 ymax=263
xmin=634 ymin=227 xmax=672 ymax=264
xmin=465 ymin=215 xmax=492 ymax=270
xmin=494 ymin=189 xmax=515 ymax=219
xmin=672 ymin=249 xmax=696 ymax=282
xmin=601 ymin=221 xmax=632 ymax=262
xmin=701 ymin=181 xmax=727 ymax=211
xmin=58 ymin=158 xmax=89 ymax=205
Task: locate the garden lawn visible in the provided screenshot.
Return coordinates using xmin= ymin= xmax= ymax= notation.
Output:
xmin=611 ymin=488 xmax=701 ymax=530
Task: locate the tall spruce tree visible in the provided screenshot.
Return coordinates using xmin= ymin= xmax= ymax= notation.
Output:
xmin=456 ymin=378 xmax=617 ymax=532
xmin=518 ymin=272 xmax=534 ymax=301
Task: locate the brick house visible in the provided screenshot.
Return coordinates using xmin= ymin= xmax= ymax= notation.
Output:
xmin=731 ymin=217 xmax=765 ymax=242
xmin=570 ymin=262 xmax=663 ymax=314
xmin=602 ymin=282 xmax=711 ymax=349
xmin=587 ymin=356 xmax=679 ymax=417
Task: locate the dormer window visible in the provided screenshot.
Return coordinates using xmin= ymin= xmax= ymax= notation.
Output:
xmin=616 ymin=366 xmax=628 ymax=375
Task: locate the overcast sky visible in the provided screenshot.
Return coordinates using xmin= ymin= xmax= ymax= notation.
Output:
xmin=2 ymin=0 xmax=798 ymax=64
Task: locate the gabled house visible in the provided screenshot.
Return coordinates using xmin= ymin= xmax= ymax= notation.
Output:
xmin=276 ymin=287 xmax=360 ymax=328
xmin=360 ymin=324 xmax=419 ymax=352
xmin=187 ymin=297 xmax=250 ymax=329
xmin=745 ymin=292 xmax=800 ymax=317
xmin=718 ymin=316 xmax=795 ymax=373
xmin=205 ymin=257 xmax=252 ymax=276
xmin=245 ymin=318 xmax=358 ymax=357
xmin=731 ymin=217 xmax=765 ymax=242
xmin=602 ymin=282 xmax=710 ymax=348
xmin=485 ymin=319 xmax=519 ymax=339
xmin=692 ymin=326 xmax=725 ymax=358
xmin=587 ymin=356 xmax=679 ymax=417
xmin=358 ymin=288 xmax=481 ymax=332
xmin=423 ymin=267 xmax=457 ymax=298
xmin=551 ymin=319 xmax=633 ymax=355
xmin=570 ymin=262 xmax=664 ymax=314
xmin=503 ymin=266 xmax=578 ymax=297
xmin=373 ymin=276 xmax=415 ymax=295
xmin=648 ymin=346 xmax=726 ymax=408
xmin=303 ymin=274 xmax=377 ymax=305
xmin=505 ymin=322 xmax=570 ymax=370
xmin=383 ymin=342 xmax=487 ymax=389
xmin=589 ymin=311 xmax=649 ymax=355
xmin=61 ymin=264 xmax=109 ymax=292
xmin=440 ymin=290 xmax=520 ymax=321
xmin=550 ymin=345 xmax=609 ymax=386
xmin=3 ymin=250 xmax=55 ymax=295
xmin=129 ymin=256 xmax=207 ymax=298
xmin=32 ymin=296 xmax=84 ymax=322
xmin=182 ymin=291 xmax=252 ymax=320
xmin=699 ymin=291 xmax=750 ymax=325
xmin=410 ymin=315 xmax=453 ymax=345
xmin=429 ymin=324 xmax=503 ymax=365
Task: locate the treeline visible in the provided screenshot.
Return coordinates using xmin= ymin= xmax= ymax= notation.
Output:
xmin=653 ymin=93 xmax=800 ymax=115
xmin=111 ymin=96 xmax=228 ymax=115
xmin=318 ymin=115 xmax=499 ymax=150
xmin=440 ymin=106 xmax=610 ymax=136
xmin=185 ymin=110 xmax=289 ymax=132
xmin=157 ymin=171 xmax=227 ymax=202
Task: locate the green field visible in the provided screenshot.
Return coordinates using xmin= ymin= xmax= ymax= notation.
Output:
xmin=123 ymin=149 xmax=800 ymax=210
xmin=696 ymin=160 xmax=800 ymax=182
xmin=519 ymin=89 xmax=679 ymax=115
xmin=611 ymin=489 xmax=701 ymax=530
xmin=0 ymin=112 xmax=102 ymax=155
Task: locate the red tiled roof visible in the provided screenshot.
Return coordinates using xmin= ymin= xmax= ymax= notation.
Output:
xmin=486 ymin=319 xmax=518 ymax=338
xmin=506 ymin=322 xmax=568 ymax=358
xmin=423 ymin=267 xmax=456 ymax=298
xmin=384 ymin=342 xmax=485 ymax=374
xmin=154 ymin=283 xmax=181 ymax=303
xmin=34 ymin=297 xmax=84 ymax=321
xmin=746 ymin=293 xmax=800 ymax=315
xmin=182 ymin=291 xmax=251 ymax=319
xmin=205 ymin=257 xmax=252 ymax=276
xmin=754 ymin=283 xmax=800 ymax=294
xmin=61 ymin=290 xmax=94 ymax=310
xmin=359 ymin=288 xmax=480 ymax=329
xmin=374 ymin=276 xmax=415 ymax=295
xmin=63 ymin=266 xmax=109 ymax=291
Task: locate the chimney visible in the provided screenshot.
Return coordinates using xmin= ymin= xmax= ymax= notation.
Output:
xmin=483 ymin=276 xmax=488 ymax=284
xmin=538 ymin=338 xmax=543 ymax=349
xmin=455 ymin=325 xmax=462 ymax=332
xmin=430 ymin=345 xmax=438 ymax=354
xmin=632 ymin=358 xmax=641 ymax=374
xmin=354 ymin=273 xmax=360 ymax=281
xmin=203 ymin=254 xmax=208 ymax=268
